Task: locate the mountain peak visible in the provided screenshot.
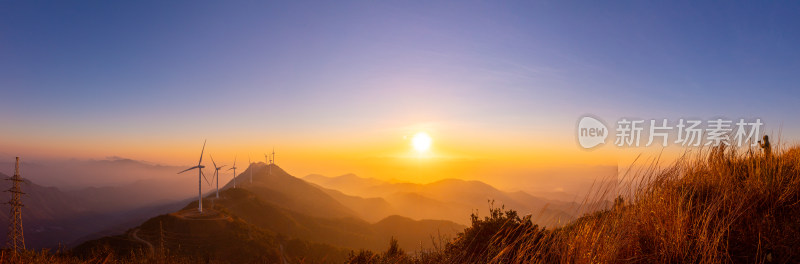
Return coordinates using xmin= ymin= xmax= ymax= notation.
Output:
xmin=220 ymin=162 xmax=358 ymax=219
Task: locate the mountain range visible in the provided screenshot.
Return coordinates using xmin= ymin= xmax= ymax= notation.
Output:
xmin=0 ymin=157 xmax=609 ymax=261
xmin=303 ymin=173 xmax=584 ymax=226
xmin=75 ymin=164 xmax=467 ymax=262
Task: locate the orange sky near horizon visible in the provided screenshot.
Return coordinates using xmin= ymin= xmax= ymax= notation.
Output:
xmin=3 ymin=115 xmax=794 ymax=192
xmin=0 ymin=118 xmax=623 ymax=189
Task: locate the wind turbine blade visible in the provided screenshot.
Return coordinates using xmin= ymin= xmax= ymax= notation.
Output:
xmin=211 ymin=155 xmax=217 ymax=169
xmin=199 ymin=139 xmax=206 ymax=164
xmin=201 ymin=169 xmax=211 ymax=186
xmin=178 ymin=166 xmax=199 ymax=174
xmin=233 ymin=156 xmax=237 ymax=167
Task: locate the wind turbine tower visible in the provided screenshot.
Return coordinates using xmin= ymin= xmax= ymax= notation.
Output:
xmin=210 ymin=156 xmax=226 ymax=198
xmin=270 ymin=147 xmax=275 ymax=176
xmin=228 ymin=156 xmax=237 ymax=188
xmin=178 ymin=140 xmax=210 ymax=213
xmin=264 ymin=153 xmax=270 ymax=176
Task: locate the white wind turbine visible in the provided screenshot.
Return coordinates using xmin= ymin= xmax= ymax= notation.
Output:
xmin=210 ymin=156 xmax=226 ymax=199
xmin=227 ymin=156 xmax=237 ymax=188
xmin=178 ymin=140 xmax=211 ymax=213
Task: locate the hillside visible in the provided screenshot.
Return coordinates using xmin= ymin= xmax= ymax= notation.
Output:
xmin=222 ymin=163 xmax=359 ymax=219
xmin=312 ymin=185 xmax=398 ymax=222
xmin=214 ymin=187 xmax=464 ymax=251
xmin=73 ymin=196 xmax=349 ymax=263
xmin=75 ymin=185 xmax=466 ymax=262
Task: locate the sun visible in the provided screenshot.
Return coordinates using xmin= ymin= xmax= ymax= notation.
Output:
xmin=412 ymin=132 xmax=432 ymax=153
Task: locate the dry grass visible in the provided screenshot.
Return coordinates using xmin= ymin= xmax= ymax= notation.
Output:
xmin=476 ymin=144 xmax=800 ymax=263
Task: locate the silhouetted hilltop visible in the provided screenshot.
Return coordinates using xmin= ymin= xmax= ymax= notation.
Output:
xmin=223 ymin=163 xmax=359 ymax=219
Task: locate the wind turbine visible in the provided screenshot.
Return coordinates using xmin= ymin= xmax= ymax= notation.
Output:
xmin=264 ymin=153 xmax=270 ymax=176
xmin=210 ymin=156 xmax=226 ymax=199
xmin=227 ymin=156 xmax=237 ymax=188
xmin=178 ymin=140 xmax=211 ymax=213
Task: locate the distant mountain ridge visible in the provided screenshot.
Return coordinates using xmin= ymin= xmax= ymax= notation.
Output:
xmin=311 ymin=185 xmax=398 ymax=222
xmin=303 ymin=173 xmax=584 ymax=226
xmin=304 ymin=173 xmax=386 ymax=194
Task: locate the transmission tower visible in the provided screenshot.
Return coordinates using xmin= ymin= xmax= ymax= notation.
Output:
xmin=5 ymin=157 xmax=25 ymax=254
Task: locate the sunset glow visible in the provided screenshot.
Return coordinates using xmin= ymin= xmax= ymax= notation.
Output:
xmin=412 ymin=132 xmax=432 ymax=153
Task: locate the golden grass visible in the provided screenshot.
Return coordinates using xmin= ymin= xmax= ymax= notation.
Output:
xmin=485 ymin=145 xmax=800 ymax=263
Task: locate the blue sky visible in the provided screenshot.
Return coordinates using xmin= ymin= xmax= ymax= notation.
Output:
xmin=1 ymin=1 xmax=799 ymax=169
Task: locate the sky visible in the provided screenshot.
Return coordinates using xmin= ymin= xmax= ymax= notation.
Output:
xmin=1 ymin=1 xmax=799 ymax=190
